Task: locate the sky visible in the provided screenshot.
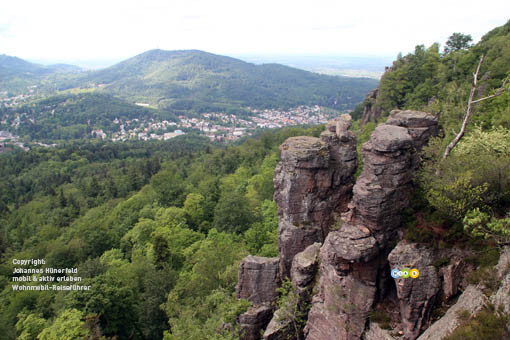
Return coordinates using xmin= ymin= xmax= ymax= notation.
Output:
xmin=0 ymin=0 xmax=508 ymax=65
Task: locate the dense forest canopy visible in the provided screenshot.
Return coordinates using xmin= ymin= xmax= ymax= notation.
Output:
xmin=0 ymin=126 xmax=324 ymax=340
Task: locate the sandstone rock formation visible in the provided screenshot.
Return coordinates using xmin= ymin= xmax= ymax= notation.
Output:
xmin=291 ymin=243 xmax=321 ymax=297
xmin=360 ymin=88 xmax=382 ymax=127
xmin=239 ymin=305 xmax=274 ymax=340
xmin=305 ymin=112 xmax=438 ymax=340
xmin=418 ymin=248 xmax=509 ymax=340
xmin=236 ymin=256 xmax=280 ymax=304
xmin=439 ymin=259 xmax=464 ymax=300
xmin=363 ymin=322 xmax=396 ymax=340
xmin=263 ymin=243 xmax=321 ymax=340
xmin=235 ymin=256 xmax=279 ymax=340
xmin=495 ymin=246 xmax=510 ymax=278
xmin=304 ymin=228 xmax=382 ymax=340
xmin=388 ymin=242 xmax=441 ymax=340
xmin=348 ymin=124 xmax=414 ymax=243
xmin=274 ymin=115 xmax=357 ymax=279
xmin=386 ymin=110 xmax=439 ymax=152
xmin=237 ymin=112 xmax=440 ymax=340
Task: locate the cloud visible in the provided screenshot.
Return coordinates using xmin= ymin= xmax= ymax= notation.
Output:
xmin=0 ymin=23 xmax=11 ymax=36
xmin=0 ymin=0 xmax=508 ymax=60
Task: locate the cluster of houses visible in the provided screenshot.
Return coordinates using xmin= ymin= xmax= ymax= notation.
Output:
xmin=1 ymin=100 xmax=337 ymax=150
xmin=101 ymin=105 xmax=331 ymax=142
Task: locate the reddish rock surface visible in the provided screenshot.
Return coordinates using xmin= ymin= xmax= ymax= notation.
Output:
xmin=291 ymin=242 xmax=321 ymax=296
xmin=388 ymin=242 xmax=441 ymax=340
xmin=239 ymin=305 xmax=274 ymax=340
xmin=360 ymin=88 xmax=383 ymax=127
xmin=235 ymin=256 xmax=280 ymax=305
xmin=274 ymin=115 xmax=357 ymax=279
xmin=348 ymin=124 xmax=414 ymax=239
xmin=417 ymin=286 xmax=487 ymax=340
xmin=386 ymin=110 xmax=439 ymax=152
xmin=304 ymin=113 xmax=438 ymax=340
xmin=237 ymin=112 xmax=438 ymax=340
xmin=439 ymin=260 xmax=464 ymax=300
xmin=304 ymin=226 xmax=381 ymax=340
xmin=263 ymin=243 xmax=321 ymax=340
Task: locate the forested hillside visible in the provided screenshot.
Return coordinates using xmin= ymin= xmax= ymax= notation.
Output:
xmin=353 ymin=21 xmax=510 ymax=128
xmin=0 ymin=55 xmax=81 ymax=94
xmin=64 ymin=49 xmax=378 ymax=112
xmin=1 ymin=50 xmax=378 ymax=114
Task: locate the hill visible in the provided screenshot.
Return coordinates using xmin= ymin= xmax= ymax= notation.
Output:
xmin=77 ymin=49 xmax=378 ymax=112
xmin=0 ymin=54 xmax=82 ymax=93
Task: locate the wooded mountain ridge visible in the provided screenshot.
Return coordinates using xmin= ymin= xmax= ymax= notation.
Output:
xmin=1 ymin=49 xmax=378 ymax=113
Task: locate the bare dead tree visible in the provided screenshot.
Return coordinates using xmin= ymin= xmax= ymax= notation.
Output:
xmin=441 ymin=54 xmax=508 ymax=161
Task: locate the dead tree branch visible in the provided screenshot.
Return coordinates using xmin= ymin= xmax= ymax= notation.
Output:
xmin=440 ymin=55 xmax=508 ymax=162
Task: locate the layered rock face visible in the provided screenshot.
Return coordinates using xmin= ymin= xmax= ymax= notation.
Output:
xmin=388 ymin=242 xmax=441 ymax=340
xmin=239 ymin=306 xmax=274 ymax=340
xmin=290 ymin=242 xmax=322 ymax=298
xmin=235 ymin=112 xmax=440 ymax=340
xmin=439 ymin=259 xmax=464 ymax=300
xmin=363 ymin=323 xmax=395 ymax=340
xmin=236 ymin=256 xmax=280 ymax=304
xmin=360 ymin=88 xmax=382 ymax=127
xmin=274 ymin=115 xmax=357 ymax=279
xmin=349 ymin=110 xmax=438 ymax=242
xmin=348 ymin=124 xmax=414 ymax=240
xmin=491 ymin=246 xmax=510 ymax=314
xmin=304 ymin=228 xmax=382 ymax=340
xmin=263 ymin=243 xmax=321 ymax=340
xmin=417 ymin=285 xmax=488 ymax=340
xmin=235 ymin=256 xmax=279 ymax=340
xmin=417 ymin=247 xmax=510 ymax=340
xmin=305 ymin=112 xmax=438 ymax=340
xmin=385 ymin=110 xmax=439 ymax=152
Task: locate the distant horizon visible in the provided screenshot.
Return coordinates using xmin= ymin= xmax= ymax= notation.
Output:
xmin=1 ymin=0 xmax=507 ymax=62
xmin=19 ymin=49 xmax=395 ymax=75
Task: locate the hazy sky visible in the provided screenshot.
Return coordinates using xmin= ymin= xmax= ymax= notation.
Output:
xmin=0 ymin=0 xmax=508 ymax=63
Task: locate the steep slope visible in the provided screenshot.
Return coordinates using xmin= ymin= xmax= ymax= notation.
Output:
xmin=81 ymin=49 xmax=378 ymax=112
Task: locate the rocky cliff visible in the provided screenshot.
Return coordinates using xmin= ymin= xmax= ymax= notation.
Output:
xmin=304 ymin=111 xmax=438 ymax=340
xmin=235 ymin=256 xmax=280 ymax=340
xmin=360 ymin=88 xmax=383 ymax=126
xmin=273 ymin=114 xmax=357 ymax=279
xmin=234 ymin=111 xmax=509 ymax=340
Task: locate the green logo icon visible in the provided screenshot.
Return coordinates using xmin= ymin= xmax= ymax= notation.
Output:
xmin=401 ymin=268 xmax=410 ymax=278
